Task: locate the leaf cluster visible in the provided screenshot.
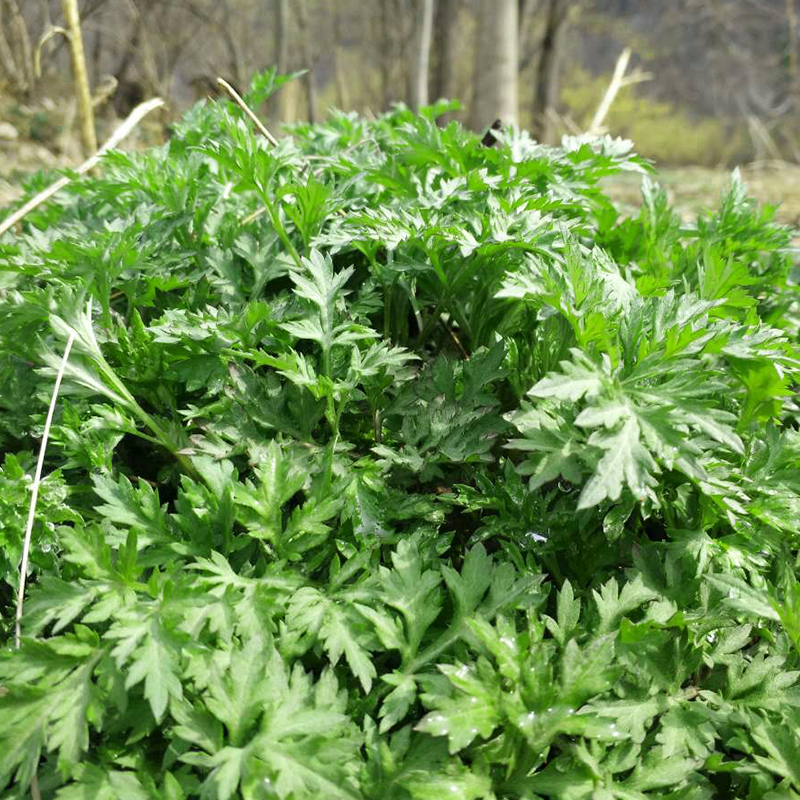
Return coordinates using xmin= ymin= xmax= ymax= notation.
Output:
xmin=1 ymin=73 xmax=800 ymax=798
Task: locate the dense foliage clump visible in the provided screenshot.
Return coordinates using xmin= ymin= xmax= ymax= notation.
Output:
xmin=2 ymin=76 xmax=800 ymax=798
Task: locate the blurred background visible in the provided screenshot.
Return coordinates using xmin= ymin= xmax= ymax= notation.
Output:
xmin=1 ymin=0 xmax=799 ymax=218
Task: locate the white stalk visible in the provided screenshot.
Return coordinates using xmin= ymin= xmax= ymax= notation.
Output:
xmin=15 ymin=331 xmax=76 ymax=648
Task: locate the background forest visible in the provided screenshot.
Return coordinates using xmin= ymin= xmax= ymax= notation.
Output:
xmin=1 ymin=0 xmax=800 ymax=169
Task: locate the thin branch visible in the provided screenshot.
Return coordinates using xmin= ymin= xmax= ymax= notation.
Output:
xmin=34 ymin=25 xmax=70 ymax=79
xmin=91 ymin=74 xmax=118 ymax=108
xmin=34 ymin=0 xmax=112 ymax=62
xmin=216 ymin=76 xmax=279 ymax=146
xmin=588 ymin=48 xmax=651 ymax=136
xmin=0 ymin=97 xmax=165 ymax=239
xmin=440 ymin=318 xmax=469 ymax=359
xmin=589 ymin=48 xmax=631 ymax=135
xmin=241 ymin=206 xmax=268 ymax=225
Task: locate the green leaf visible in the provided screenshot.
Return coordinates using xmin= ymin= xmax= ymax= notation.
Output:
xmin=416 ymin=660 xmax=501 ymax=753
xmin=530 ymin=350 xmax=605 ymax=403
xmin=377 ymin=672 xmax=418 ymax=732
xmin=544 ymin=580 xmax=581 ymax=646
xmin=93 ymin=473 xmax=172 ymax=543
xmin=234 ymin=440 xmax=308 ymax=541
xmin=593 ymin=575 xmax=659 ymax=635
xmin=560 ymin=634 xmax=618 ymax=707
xmin=751 ymin=714 xmax=800 ymax=788
xmin=579 ymin=414 xmax=658 ymax=507
xmin=405 ymin=768 xmax=492 ymax=800
xmin=623 ymin=752 xmax=699 ymax=791
xmin=657 ymin=706 xmax=717 ymax=759
xmin=0 ymin=636 xmax=101 ymax=783
xmin=54 ymin=764 xmax=151 ymax=800
xmin=522 ymin=761 xmax=595 ymax=799
xmin=377 ymin=536 xmax=443 ymax=658
xmin=441 ymin=543 xmax=493 ymax=618
xmin=706 ymin=574 xmax=780 ymax=622
xmin=0 ymin=691 xmax=45 ymax=791
xmin=107 ymin=609 xmax=185 ymax=722
xmin=284 ymin=249 xmax=355 ymax=374
xmin=197 ymin=649 xmax=360 ymax=800
xmin=286 ymin=587 xmax=377 ymax=692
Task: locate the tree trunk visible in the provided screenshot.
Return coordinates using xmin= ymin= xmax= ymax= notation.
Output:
xmin=219 ymin=0 xmax=246 ymax=90
xmin=518 ymin=0 xmax=541 ymax=72
xmin=296 ymin=0 xmax=318 ymax=122
xmin=114 ymin=1 xmax=146 ymax=87
xmin=91 ymin=6 xmax=103 ymax=86
xmin=787 ymin=0 xmax=799 ymax=110
xmin=332 ymin=2 xmax=349 ymax=108
xmin=531 ymin=0 xmax=570 ymax=144
xmin=269 ymin=0 xmax=290 ymax=122
xmin=381 ymin=0 xmax=411 ymax=108
xmin=410 ymin=0 xmax=434 ymax=110
xmin=432 ymin=0 xmax=458 ymax=102
xmin=470 ymin=0 xmax=518 ymax=131
xmin=0 ymin=4 xmax=23 ymax=96
xmin=380 ymin=1 xmax=392 ymax=107
xmin=398 ymin=0 xmax=413 ymax=106
xmin=276 ymin=0 xmax=289 ymax=75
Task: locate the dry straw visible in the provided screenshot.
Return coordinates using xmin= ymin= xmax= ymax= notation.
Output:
xmin=11 ymin=330 xmax=75 ymax=800
xmin=0 ymin=97 xmax=164 ymax=240
xmin=15 ymin=331 xmax=76 ymax=648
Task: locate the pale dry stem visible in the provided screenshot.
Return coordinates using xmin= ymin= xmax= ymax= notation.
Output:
xmin=15 ymin=332 xmax=75 ymax=800
xmin=216 ymin=76 xmax=280 ymax=147
xmin=0 ymin=97 xmax=165 ymax=239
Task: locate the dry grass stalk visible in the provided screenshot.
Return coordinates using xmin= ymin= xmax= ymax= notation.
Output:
xmin=92 ymin=74 xmax=120 ymax=109
xmin=14 ymin=331 xmax=75 ymax=800
xmin=15 ymin=332 xmax=76 ymax=647
xmin=0 ymin=97 xmax=164 ymax=239
xmin=215 ymin=76 xmax=282 ymax=227
xmin=62 ymin=0 xmax=97 ymax=155
xmin=34 ymin=25 xmax=69 ymax=78
xmin=216 ymin=76 xmax=280 ymax=146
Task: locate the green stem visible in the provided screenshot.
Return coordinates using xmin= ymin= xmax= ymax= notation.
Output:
xmin=130 ymin=405 xmax=201 ymax=482
xmin=98 ymin=358 xmax=203 ymax=484
xmin=263 ymin=194 xmax=304 ymax=271
xmin=384 ymin=281 xmax=393 ymax=341
xmin=415 ymin=298 xmax=444 ymax=347
xmin=220 ymin=347 xmax=259 ymax=362
xmin=451 ymin=297 xmax=472 ymax=345
xmin=317 ymin=392 xmax=344 ymax=495
xmin=322 ymin=346 xmax=332 ymax=382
